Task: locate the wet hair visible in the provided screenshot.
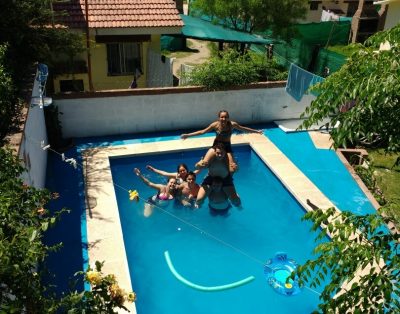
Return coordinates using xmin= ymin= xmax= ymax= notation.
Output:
xmin=212 ymin=142 xmax=226 ymax=153
xmin=177 ymin=163 xmax=189 ymax=172
xmin=186 ymin=171 xmax=196 ymax=180
xmin=218 ymin=110 xmax=230 ymax=118
xmin=168 ymin=177 xmax=177 ymax=184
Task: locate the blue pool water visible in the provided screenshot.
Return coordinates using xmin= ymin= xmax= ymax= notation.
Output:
xmin=44 ymin=124 xmax=376 ymax=305
xmin=110 ymin=146 xmax=328 ymax=314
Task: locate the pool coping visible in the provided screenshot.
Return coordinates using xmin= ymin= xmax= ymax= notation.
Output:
xmin=82 ymin=133 xmax=340 ymax=313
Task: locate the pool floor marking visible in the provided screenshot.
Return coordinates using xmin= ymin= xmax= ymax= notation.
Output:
xmin=83 ymin=133 xmax=338 ymax=313
xmin=164 ymin=251 xmax=255 ymax=291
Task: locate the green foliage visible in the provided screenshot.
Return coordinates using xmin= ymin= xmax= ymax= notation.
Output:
xmin=184 ymin=49 xmax=287 ymax=90
xmin=191 ymin=0 xmax=308 ymax=36
xmin=0 ymin=45 xmax=20 ymax=143
xmin=0 ymin=0 xmax=84 ymax=90
xmin=295 ymin=208 xmax=399 ymax=314
xmin=300 ymin=24 xmax=400 ymax=154
xmin=0 ymin=147 xmax=137 ymax=313
xmin=327 ymin=43 xmax=363 ymax=57
xmin=0 ymin=0 xmax=83 ymax=142
xmin=61 ymin=261 xmax=136 ymax=313
xmin=248 ymin=51 xmax=288 ymax=81
xmin=184 ymin=49 xmax=257 ymax=90
xmin=0 ymin=146 xmax=65 ymax=313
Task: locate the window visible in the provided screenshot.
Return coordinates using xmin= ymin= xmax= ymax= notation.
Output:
xmin=106 ymin=43 xmax=141 ymax=76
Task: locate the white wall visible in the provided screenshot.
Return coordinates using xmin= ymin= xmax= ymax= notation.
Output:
xmin=19 ymin=71 xmax=49 ymax=188
xmin=54 ymin=84 xmax=315 ymax=138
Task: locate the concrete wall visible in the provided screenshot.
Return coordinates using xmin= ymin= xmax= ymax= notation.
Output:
xmin=19 ymin=71 xmax=49 ymax=188
xmin=54 ymin=83 xmax=315 ymax=138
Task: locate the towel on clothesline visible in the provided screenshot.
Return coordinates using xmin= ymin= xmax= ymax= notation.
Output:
xmin=285 ymin=63 xmax=324 ymax=101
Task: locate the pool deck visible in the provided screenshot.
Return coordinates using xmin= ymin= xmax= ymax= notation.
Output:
xmin=83 ymin=132 xmax=339 ymax=313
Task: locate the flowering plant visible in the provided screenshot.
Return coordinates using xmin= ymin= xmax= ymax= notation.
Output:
xmin=63 ymin=261 xmax=136 ymax=313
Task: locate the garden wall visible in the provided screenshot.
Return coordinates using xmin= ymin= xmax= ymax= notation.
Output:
xmin=19 ymin=72 xmax=49 ymax=188
xmin=54 ymin=82 xmax=315 ymax=138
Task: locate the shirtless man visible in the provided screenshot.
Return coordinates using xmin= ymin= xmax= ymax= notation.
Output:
xmin=207 ymin=176 xmax=232 ymax=215
xmin=195 ymin=143 xmax=241 ymax=207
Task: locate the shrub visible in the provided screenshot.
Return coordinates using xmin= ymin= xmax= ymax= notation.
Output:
xmin=184 ymin=49 xmax=287 ymax=90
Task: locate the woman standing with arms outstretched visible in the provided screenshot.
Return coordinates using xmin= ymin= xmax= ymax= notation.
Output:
xmin=181 ymin=110 xmax=263 ymax=171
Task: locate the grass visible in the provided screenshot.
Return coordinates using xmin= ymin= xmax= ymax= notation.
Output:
xmin=367 ymin=149 xmax=400 ymax=220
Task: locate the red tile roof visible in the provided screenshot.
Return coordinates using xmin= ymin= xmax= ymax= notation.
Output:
xmin=53 ymin=0 xmax=183 ymax=29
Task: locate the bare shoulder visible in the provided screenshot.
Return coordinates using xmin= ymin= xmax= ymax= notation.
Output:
xmin=231 ymin=121 xmax=240 ymax=128
xmin=210 ymin=121 xmax=219 ymax=128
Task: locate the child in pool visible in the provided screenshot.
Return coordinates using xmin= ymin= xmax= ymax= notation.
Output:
xmin=181 ymin=110 xmax=262 ymax=172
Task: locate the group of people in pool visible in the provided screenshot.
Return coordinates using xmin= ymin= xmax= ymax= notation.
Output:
xmin=134 ymin=110 xmax=263 ymax=216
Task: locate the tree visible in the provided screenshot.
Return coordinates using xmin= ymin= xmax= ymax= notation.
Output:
xmin=295 ymin=25 xmax=400 ymax=313
xmin=0 ymin=45 xmax=19 ymax=143
xmin=300 ymin=24 xmax=400 ymax=154
xmin=0 ymin=0 xmax=83 ymax=142
xmin=295 ymin=207 xmax=399 ymax=313
xmin=184 ymin=49 xmax=287 ymax=90
xmin=191 ymin=0 xmax=308 ymax=35
xmin=0 ymin=0 xmax=83 ymax=87
xmin=0 ymin=147 xmax=136 ymax=313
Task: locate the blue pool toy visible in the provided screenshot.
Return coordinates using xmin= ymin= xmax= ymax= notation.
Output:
xmin=264 ymin=252 xmax=302 ymax=296
xmin=164 ymin=251 xmax=255 ymax=292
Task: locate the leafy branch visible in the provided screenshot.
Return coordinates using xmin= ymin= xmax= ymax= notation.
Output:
xmin=294 ymin=207 xmax=399 ymax=313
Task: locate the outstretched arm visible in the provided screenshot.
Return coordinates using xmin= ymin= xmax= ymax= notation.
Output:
xmin=231 ymin=121 xmax=263 ymax=134
xmin=146 ymin=165 xmax=176 ymax=178
xmin=134 ymin=168 xmax=163 ymax=191
xmin=181 ymin=122 xmax=216 ymax=140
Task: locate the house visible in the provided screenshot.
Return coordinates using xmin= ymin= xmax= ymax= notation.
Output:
xmin=374 ymin=0 xmax=400 ymax=30
xmin=52 ymin=0 xmax=183 ymax=92
xmin=304 ymin=0 xmax=397 ymax=42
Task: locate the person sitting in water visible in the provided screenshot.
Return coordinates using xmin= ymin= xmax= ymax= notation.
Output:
xmin=176 ymin=171 xmax=200 ymax=207
xmin=146 ymin=163 xmax=200 ymax=185
xmin=206 ymin=176 xmax=232 ymax=215
xmin=181 ymin=110 xmax=262 ymax=172
xmin=194 ymin=143 xmax=241 ymax=208
xmin=134 ymin=168 xmax=177 ymax=217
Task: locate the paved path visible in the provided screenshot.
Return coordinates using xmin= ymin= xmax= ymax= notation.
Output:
xmin=172 ymin=39 xmax=212 ymax=77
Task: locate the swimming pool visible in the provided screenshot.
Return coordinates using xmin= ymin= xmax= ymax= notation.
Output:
xmin=44 ymin=124 xmax=376 ymax=309
xmin=110 ymin=146 xmax=328 ymax=314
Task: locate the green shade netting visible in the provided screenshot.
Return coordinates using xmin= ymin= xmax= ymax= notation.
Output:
xmin=180 ymin=14 xmax=275 ymax=45
xmin=253 ymin=20 xmax=351 ymax=72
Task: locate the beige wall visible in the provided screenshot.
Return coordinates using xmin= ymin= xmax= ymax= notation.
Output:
xmin=53 ymin=34 xmax=162 ymax=92
xmin=384 ymin=3 xmax=400 ymax=29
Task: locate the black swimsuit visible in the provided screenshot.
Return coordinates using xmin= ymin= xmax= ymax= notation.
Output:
xmin=214 ymin=124 xmax=233 ymax=153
